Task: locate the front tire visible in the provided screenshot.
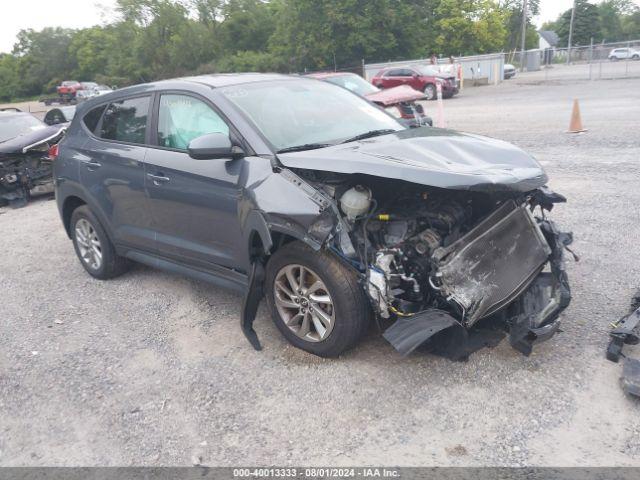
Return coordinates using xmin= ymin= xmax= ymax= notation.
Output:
xmin=265 ymin=241 xmax=370 ymax=357
xmin=70 ymin=205 xmax=130 ymax=280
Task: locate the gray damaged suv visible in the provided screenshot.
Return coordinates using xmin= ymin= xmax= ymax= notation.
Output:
xmin=54 ymin=73 xmax=573 ymax=358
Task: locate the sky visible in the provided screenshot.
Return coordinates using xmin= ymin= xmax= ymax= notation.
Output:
xmin=1 ymin=0 xmax=640 ymax=54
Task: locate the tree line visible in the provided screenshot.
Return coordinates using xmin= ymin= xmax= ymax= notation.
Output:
xmin=0 ymin=0 xmax=638 ymax=102
xmin=542 ymin=0 xmax=640 ymax=47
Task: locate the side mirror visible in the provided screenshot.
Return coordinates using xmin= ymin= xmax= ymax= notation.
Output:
xmin=412 ymin=73 xmax=419 ymax=78
xmin=187 ymin=133 xmax=245 ymax=160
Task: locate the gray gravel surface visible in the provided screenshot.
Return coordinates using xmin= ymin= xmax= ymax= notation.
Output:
xmin=1 ymin=71 xmax=639 ymax=466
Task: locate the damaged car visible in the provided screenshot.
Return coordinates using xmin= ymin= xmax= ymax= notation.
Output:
xmin=1 ymin=109 xmax=65 ymax=207
xmin=305 ymin=71 xmax=432 ymax=127
xmin=54 ymin=74 xmax=573 ymax=358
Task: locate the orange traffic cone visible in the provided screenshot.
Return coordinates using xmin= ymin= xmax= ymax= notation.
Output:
xmin=567 ymin=99 xmax=587 ymax=133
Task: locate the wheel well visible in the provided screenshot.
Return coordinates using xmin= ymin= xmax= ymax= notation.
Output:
xmin=62 ymin=196 xmax=86 ymax=236
xmin=249 ymin=230 xmax=297 ymax=261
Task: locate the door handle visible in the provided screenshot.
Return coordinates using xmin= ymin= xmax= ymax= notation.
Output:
xmin=147 ymin=173 xmax=171 ymax=185
xmin=85 ymin=160 xmax=102 ymax=171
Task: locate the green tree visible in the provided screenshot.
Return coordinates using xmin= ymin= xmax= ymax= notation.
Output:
xmin=502 ymin=0 xmax=541 ymax=52
xmin=11 ymin=27 xmax=77 ymax=96
xmin=428 ymin=0 xmax=508 ymax=56
xmin=621 ymin=8 xmax=640 ymax=38
xmin=0 ymin=54 xmax=20 ymax=101
xmin=599 ymin=0 xmax=624 ymax=41
xmin=269 ymin=0 xmax=422 ymax=71
xmin=68 ymin=27 xmax=114 ymax=81
xmin=219 ymin=0 xmax=277 ymax=54
xmin=556 ymin=0 xmax=601 ymax=47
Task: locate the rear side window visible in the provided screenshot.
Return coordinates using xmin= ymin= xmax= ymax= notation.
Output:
xmin=100 ymin=96 xmax=150 ymax=144
xmin=157 ymin=94 xmax=229 ymax=150
xmin=83 ymin=105 xmax=106 ymax=133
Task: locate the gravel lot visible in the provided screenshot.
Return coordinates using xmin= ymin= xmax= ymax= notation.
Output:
xmin=1 ymin=70 xmax=639 ymax=467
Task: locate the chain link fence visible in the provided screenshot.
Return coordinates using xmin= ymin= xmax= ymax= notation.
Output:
xmin=508 ymin=39 xmax=640 ymax=83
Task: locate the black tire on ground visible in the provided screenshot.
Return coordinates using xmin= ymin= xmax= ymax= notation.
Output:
xmin=632 ymin=55 xmax=640 ymax=60
xmin=265 ymin=241 xmax=371 ymax=357
xmin=424 ymin=83 xmax=436 ymax=100
xmin=70 ymin=205 xmax=131 ymax=280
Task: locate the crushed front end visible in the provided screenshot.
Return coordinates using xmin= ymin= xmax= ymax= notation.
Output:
xmin=295 ymin=171 xmax=574 ymax=359
xmin=0 ymin=128 xmax=64 ymax=207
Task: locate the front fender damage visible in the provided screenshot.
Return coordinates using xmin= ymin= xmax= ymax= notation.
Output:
xmin=240 ymin=167 xmax=351 ymax=349
xmin=241 ymin=164 xmax=575 ymax=361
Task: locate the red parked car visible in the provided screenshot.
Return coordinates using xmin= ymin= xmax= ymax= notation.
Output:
xmin=56 ymin=81 xmax=83 ymax=100
xmin=306 ymin=72 xmax=432 ymax=126
xmin=371 ymin=65 xmax=459 ymax=100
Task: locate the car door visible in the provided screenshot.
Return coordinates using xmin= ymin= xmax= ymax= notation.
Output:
xmin=79 ymin=96 xmax=155 ymax=252
xmin=406 ymin=68 xmax=423 ymax=90
xmin=381 ymin=69 xmax=405 ymax=88
xmin=144 ymin=92 xmax=245 ymax=272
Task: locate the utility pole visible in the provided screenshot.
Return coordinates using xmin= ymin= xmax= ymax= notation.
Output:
xmin=567 ymin=0 xmax=577 ymax=65
xmin=520 ymin=0 xmax=528 ymax=72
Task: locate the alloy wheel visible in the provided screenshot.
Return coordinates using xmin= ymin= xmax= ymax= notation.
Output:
xmin=75 ymin=218 xmax=103 ymax=270
xmin=273 ymin=264 xmax=335 ymax=342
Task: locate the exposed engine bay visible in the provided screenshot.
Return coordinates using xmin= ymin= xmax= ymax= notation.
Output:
xmin=0 ymin=148 xmax=55 ymax=207
xmin=0 ymin=126 xmax=63 ymax=207
xmin=295 ymin=170 xmax=574 ymax=359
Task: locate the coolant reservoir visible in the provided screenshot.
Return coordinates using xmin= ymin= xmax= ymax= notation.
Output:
xmin=340 ymin=185 xmax=372 ymax=221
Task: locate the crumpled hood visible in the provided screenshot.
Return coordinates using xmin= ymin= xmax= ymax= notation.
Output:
xmin=277 ymin=127 xmax=548 ymax=193
xmin=365 ymin=85 xmax=424 ymax=106
xmin=0 ymin=125 xmax=65 ymax=155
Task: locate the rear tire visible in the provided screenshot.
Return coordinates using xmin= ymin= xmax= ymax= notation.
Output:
xmin=265 ymin=241 xmax=370 ymax=357
xmin=632 ymin=54 xmax=639 ymax=60
xmin=70 ymin=205 xmax=131 ymax=280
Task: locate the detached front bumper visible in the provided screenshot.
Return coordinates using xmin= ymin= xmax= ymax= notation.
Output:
xmin=441 ymin=84 xmax=458 ymax=97
xmin=384 ymin=201 xmax=573 ymax=359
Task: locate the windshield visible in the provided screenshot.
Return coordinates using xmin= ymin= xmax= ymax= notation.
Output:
xmin=415 ymin=66 xmax=440 ymax=76
xmin=0 ymin=115 xmax=45 ymax=142
xmin=324 ymin=74 xmax=379 ymax=97
xmin=221 ymin=79 xmax=402 ymax=151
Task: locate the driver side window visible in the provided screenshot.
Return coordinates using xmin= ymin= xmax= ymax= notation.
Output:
xmin=157 ymin=94 xmax=229 ymax=150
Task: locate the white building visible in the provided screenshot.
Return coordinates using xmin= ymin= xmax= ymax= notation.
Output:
xmin=538 ymin=30 xmax=559 ymax=50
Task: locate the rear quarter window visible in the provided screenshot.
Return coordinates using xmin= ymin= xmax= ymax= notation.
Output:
xmin=99 ymin=96 xmax=150 ymax=144
xmin=83 ymin=105 xmax=107 ymax=133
